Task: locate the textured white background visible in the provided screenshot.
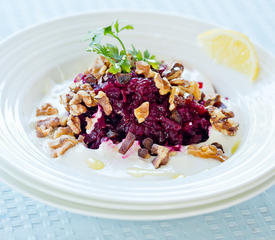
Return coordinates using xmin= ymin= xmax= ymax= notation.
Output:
xmin=0 ymin=0 xmax=275 ymax=239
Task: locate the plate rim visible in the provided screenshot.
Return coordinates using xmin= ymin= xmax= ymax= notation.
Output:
xmin=1 ymin=165 xmax=274 ymax=220
xmin=0 ymin=10 xmax=274 ymax=210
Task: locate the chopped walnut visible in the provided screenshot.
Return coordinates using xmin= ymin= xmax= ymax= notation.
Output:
xmin=205 ymin=94 xmax=222 ymax=108
xmin=83 ymin=74 xmax=98 ymax=84
xmin=95 ymin=91 xmax=112 ymax=116
xmin=100 ymin=56 xmax=111 ymax=67
xmin=67 ymin=115 xmax=81 ymax=134
xmin=208 ymin=107 xmax=239 ymax=136
xmin=178 ymin=81 xmax=201 ymax=100
xmin=133 ymin=60 xmax=157 ymax=79
xmin=53 ymin=126 xmax=74 ymax=139
xmin=153 ymin=73 xmax=171 ymax=95
xmin=91 ymin=57 xmax=108 ymax=79
xmin=60 ymin=93 xmax=74 ymax=111
xmin=163 ymin=62 xmax=184 ymax=80
xmin=48 ymin=136 xmax=78 ymax=158
xmin=69 ymin=82 xmax=94 ymax=93
xmin=134 ymin=102 xmax=150 ymax=123
xmin=119 ymin=132 xmax=136 ymax=155
xmin=72 ymin=82 xmax=93 ymax=93
xmin=85 ymin=117 xmax=94 ymax=134
xmin=69 ymin=93 xmax=82 ymax=105
xmin=36 ymin=117 xmax=60 ymax=138
xmin=99 ymin=65 xmax=107 ymax=76
xmin=222 ymin=109 xmax=235 ymax=118
xmin=190 ymin=82 xmax=201 ymax=100
xmin=187 ymin=144 xmax=228 ymax=162
xmin=69 ymin=82 xmax=82 ymax=93
xmin=213 ymin=118 xmax=238 ymax=136
xmin=48 ymin=136 xmax=75 ymax=149
xmin=59 ymin=116 xmax=68 ymax=126
xmin=79 ymin=90 xmax=97 ymax=107
xmin=134 ymin=61 xmax=157 ymax=79
xmin=84 ymin=107 xmax=102 ymax=135
xmin=77 ymin=135 xmax=84 ymax=143
xmin=211 ymin=142 xmax=224 ymax=153
xmin=151 ymin=144 xmax=170 ymax=168
xmin=69 ymin=89 xmax=97 ymax=108
xmin=60 ymin=93 xmax=73 ymax=104
xmin=169 ymin=86 xmax=181 ymax=111
xmin=135 ymin=61 xmax=151 ymax=77
xmin=36 ymin=103 xmax=58 ymax=116
xmin=169 ymin=84 xmax=198 ymax=111
xmin=169 ymin=78 xmax=187 ymax=85
xmin=148 ymin=71 xmax=158 ymax=79
xmin=69 ymin=104 xmax=87 ymax=116
xmin=81 ymin=83 xmax=94 ymax=92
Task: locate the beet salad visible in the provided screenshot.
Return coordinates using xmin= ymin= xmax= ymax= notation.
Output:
xmin=35 ymin=21 xmax=239 ymax=169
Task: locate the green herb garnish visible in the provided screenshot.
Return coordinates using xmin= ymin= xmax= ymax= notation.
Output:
xmin=87 ymin=20 xmax=160 ymax=74
xmin=129 ymin=46 xmax=159 ymax=70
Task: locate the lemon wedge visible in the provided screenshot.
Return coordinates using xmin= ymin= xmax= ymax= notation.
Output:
xmin=198 ymin=29 xmax=259 ymax=81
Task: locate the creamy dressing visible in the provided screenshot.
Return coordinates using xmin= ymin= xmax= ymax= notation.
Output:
xmin=31 ymin=67 xmax=241 ymax=179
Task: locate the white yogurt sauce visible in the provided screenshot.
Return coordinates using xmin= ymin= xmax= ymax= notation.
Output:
xmin=31 ymin=67 xmax=241 ymax=179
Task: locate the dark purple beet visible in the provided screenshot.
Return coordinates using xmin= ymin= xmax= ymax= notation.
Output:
xmin=78 ymin=71 xmax=211 ymax=149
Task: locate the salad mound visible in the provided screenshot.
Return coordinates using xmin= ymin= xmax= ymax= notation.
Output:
xmin=76 ymin=65 xmax=210 ymax=150
xmin=35 ymin=21 xmax=239 ymax=168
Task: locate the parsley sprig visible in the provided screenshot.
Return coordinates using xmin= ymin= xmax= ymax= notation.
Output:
xmin=129 ymin=46 xmax=159 ymax=70
xmin=87 ymin=20 xmax=160 ymax=74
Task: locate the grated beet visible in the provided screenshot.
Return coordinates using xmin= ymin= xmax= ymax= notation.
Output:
xmin=78 ymin=71 xmax=211 ymax=149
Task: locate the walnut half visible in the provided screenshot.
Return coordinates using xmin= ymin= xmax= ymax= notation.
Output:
xmin=187 ymin=144 xmax=228 ymax=162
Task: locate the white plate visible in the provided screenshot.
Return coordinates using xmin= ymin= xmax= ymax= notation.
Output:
xmin=1 ymin=164 xmax=274 ymax=220
xmin=0 ymin=11 xmax=275 ymax=219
